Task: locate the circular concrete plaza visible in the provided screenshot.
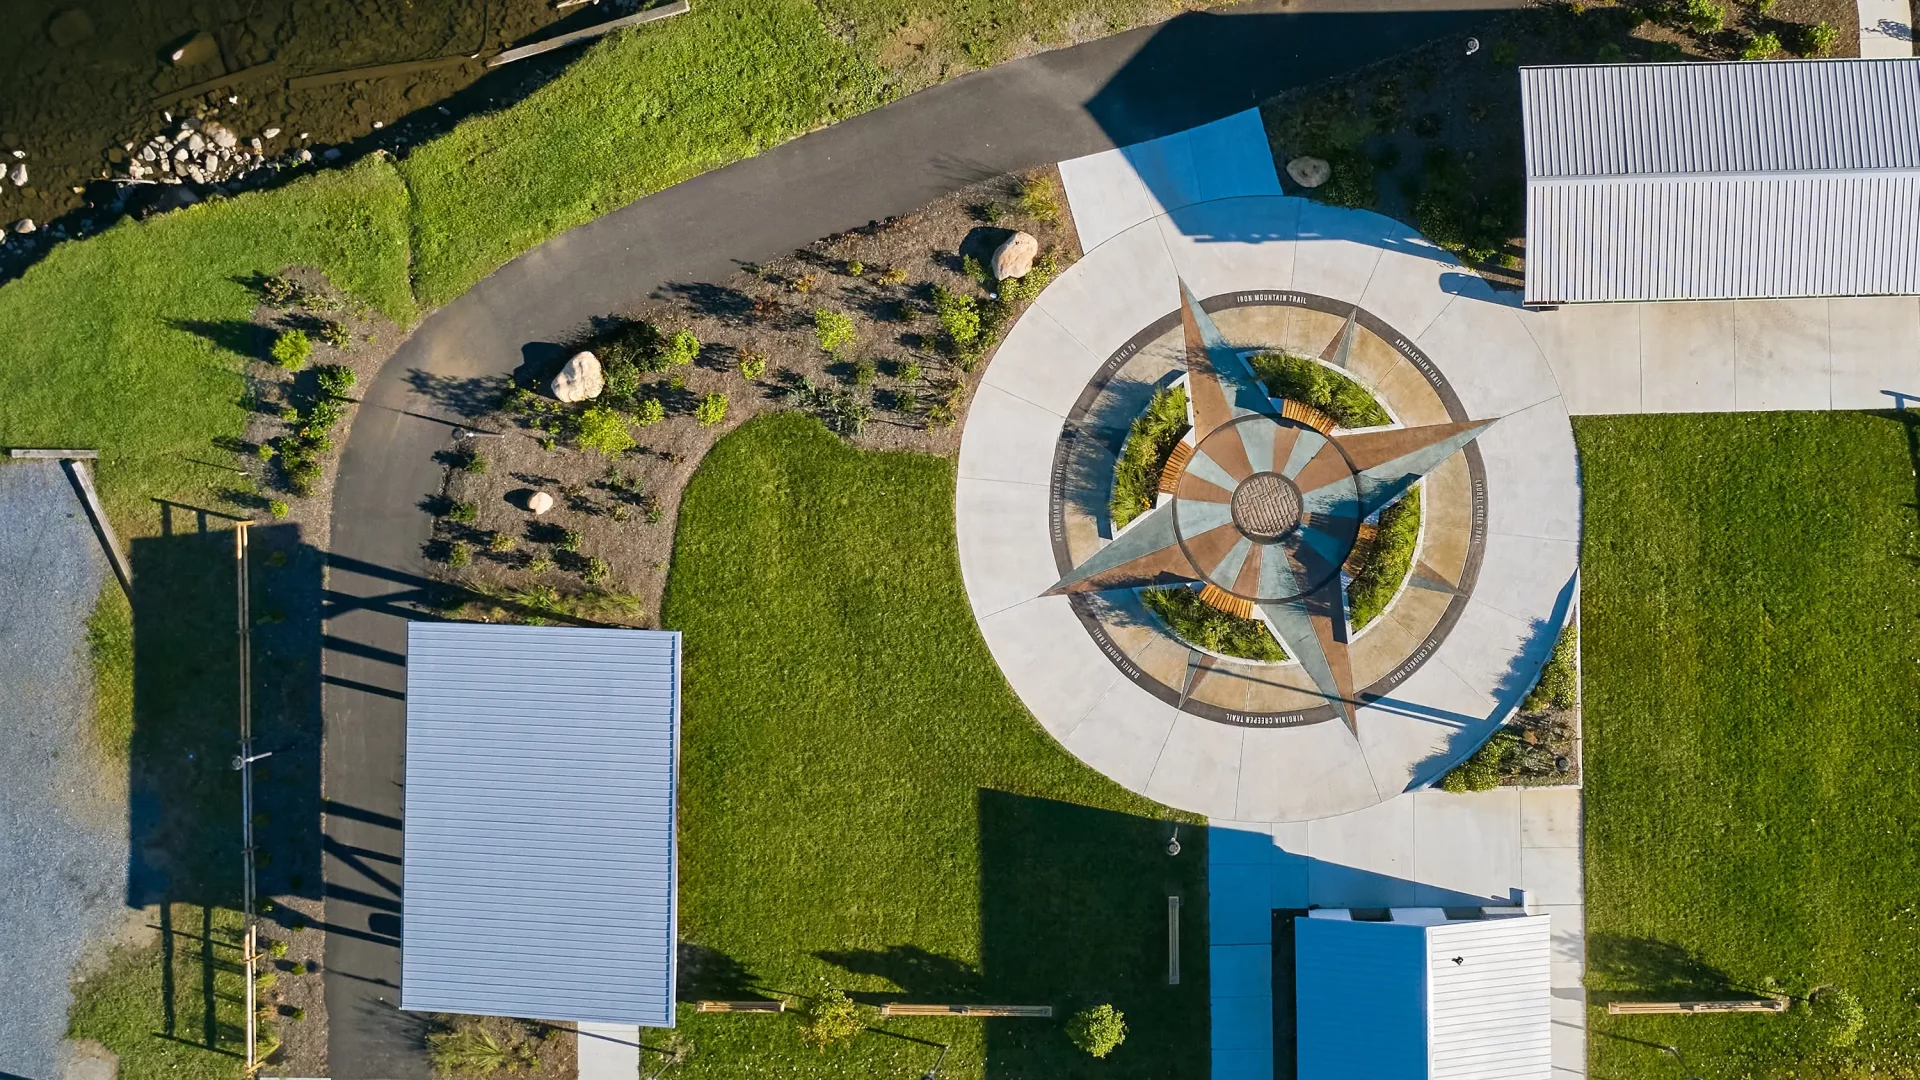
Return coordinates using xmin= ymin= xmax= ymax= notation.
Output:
xmin=955 ymin=196 xmax=1581 ymax=823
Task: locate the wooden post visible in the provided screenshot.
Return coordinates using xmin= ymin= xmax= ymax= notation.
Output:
xmin=1168 ymin=895 xmax=1181 ymax=985
xmin=485 ymin=1 xmax=690 ymax=67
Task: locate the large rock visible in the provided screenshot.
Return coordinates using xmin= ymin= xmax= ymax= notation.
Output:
xmin=991 ymin=231 xmax=1039 ymax=280
xmin=550 ymin=350 xmax=604 ymax=402
xmin=7 ymin=163 xmax=26 ymax=187
xmin=1286 ymin=156 xmax=1331 ymax=189
xmin=528 ymin=491 xmax=555 ymax=515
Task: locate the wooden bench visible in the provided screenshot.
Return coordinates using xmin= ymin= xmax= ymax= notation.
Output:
xmin=879 ymin=1004 xmax=1052 ymax=1018
xmin=695 ymin=1000 xmax=786 ymax=1013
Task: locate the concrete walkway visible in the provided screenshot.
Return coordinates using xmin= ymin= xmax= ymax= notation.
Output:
xmin=1210 ymin=788 xmax=1585 ymax=1080
xmin=1858 ymin=0 xmax=1915 ymax=57
xmin=575 ymin=1023 xmax=640 ymax=1080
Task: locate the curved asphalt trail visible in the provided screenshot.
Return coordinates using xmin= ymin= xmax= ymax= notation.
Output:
xmin=321 ymin=2 xmax=1513 ymax=1073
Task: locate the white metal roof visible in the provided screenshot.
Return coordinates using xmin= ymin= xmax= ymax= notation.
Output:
xmin=1296 ymin=914 xmax=1552 ymax=1080
xmin=400 ymin=623 xmax=681 ymax=1026
xmin=1521 ymin=59 xmax=1920 ymax=304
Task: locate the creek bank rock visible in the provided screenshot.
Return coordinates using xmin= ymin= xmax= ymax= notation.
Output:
xmin=991 ymin=231 xmax=1039 ymax=280
xmin=528 ymin=491 xmax=555 ymax=515
xmin=550 ymin=350 xmax=604 ymax=402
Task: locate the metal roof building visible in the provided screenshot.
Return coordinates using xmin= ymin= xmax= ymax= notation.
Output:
xmin=1295 ymin=911 xmax=1551 ymax=1079
xmin=1521 ymin=59 xmax=1920 ymax=305
xmin=400 ymin=623 xmax=681 ymax=1026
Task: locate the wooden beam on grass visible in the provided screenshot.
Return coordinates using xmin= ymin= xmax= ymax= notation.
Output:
xmin=879 ymin=1004 xmax=1052 ymax=1018
xmin=694 ymin=1000 xmax=785 ymax=1013
xmin=1607 ymin=998 xmax=1788 ymax=1015
xmin=10 ymin=448 xmax=99 ymax=458
xmin=485 ymin=1 xmax=690 ymax=67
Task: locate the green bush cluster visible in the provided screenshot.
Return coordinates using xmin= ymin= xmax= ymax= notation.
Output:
xmin=1439 ymin=728 xmax=1521 ymax=793
xmin=1067 ymin=1004 xmax=1128 ymax=1059
xmin=1017 ymin=173 xmax=1062 ymax=224
xmin=316 ymin=364 xmax=356 ymax=397
xmin=790 ymin=377 xmax=870 ymax=435
xmin=738 ymin=350 xmax=769 ymax=380
xmin=798 ymin=989 xmax=864 ymax=1051
xmin=814 ymin=308 xmax=857 ymax=357
xmin=1801 ymin=21 xmax=1837 ymax=54
xmin=321 ymin=319 xmax=352 ymax=350
xmin=931 ymin=285 xmax=980 ymax=349
xmin=426 ymin=1015 xmax=547 ymax=1077
xmin=1684 ymin=0 xmax=1724 ymax=32
xmin=1110 ymin=386 xmax=1189 ymax=530
xmin=1143 ymin=585 xmax=1289 ymax=662
xmin=1522 ymin=625 xmax=1579 ymax=712
xmin=1249 ymin=352 xmax=1391 ymax=428
xmin=273 ymin=361 xmax=359 ymax=497
xmin=1413 ymin=148 xmax=1522 ymax=265
xmin=576 ymin=407 xmax=637 ymax=455
xmin=1740 ymin=30 xmax=1781 ymax=59
xmin=270 ymin=329 xmax=313 ymax=371
xmin=695 ymin=392 xmax=729 ymax=427
xmin=1346 ymin=486 xmax=1422 ymax=630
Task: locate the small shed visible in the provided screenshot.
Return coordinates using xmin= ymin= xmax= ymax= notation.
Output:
xmin=1295 ymin=911 xmax=1551 ymax=1080
xmin=400 ymin=623 xmax=682 ymax=1026
xmin=1521 ymin=58 xmax=1920 ymax=304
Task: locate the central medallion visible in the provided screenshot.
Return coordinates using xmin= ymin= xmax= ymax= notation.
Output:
xmin=1231 ymin=472 xmax=1302 ymax=541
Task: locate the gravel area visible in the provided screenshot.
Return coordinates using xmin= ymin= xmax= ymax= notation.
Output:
xmin=0 ymin=460 xmax=130 ymax=1080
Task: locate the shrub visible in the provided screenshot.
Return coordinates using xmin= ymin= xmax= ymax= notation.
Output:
xmin=426 ymin=1016 xmax=542 ymax=1077
xmin=316 ymin=364 xmax=356 ymax=397
xmin=996 ymin=250 xmax=1058 ymax=304
xmin=288 ymin=962 xmax=307 ymax=976
xmin=876 ymin=266 xmax=909 ymax=286
xmin=267 ymin=938 xmax=289 ymax=958
xmin=1740 ymin=30 xmax=1781 ymax=58
xmin=852 ymin=360 xmax=876 ymax=387
xmin=582 ymin=556 xmax=610 ymax=586
xmin=961 ymin=253 xmax=990 ymax=284
xmin=576 ymin=407 xmax=636 ymax=455
xmin=738 ymin=350 xmax=769 ymax=380
xmin=790 ymin=272 xmax=819 ymax=294
xmin=977 ymin=202 xmax=1004 ymax=224
xmin=268 ymin=499 xmax=289 ymax=520
xmin=270 ymin=329 xmax=313 ymax=371
xmin=1250 ymin=352 xmax=1391 ymax=428
xmin=461 ymin=453 xmax=489 ymax=474
xmin=291 ymin=1007 xmax=307 ymax=1022
xmin=1346 ymin=487 xmax=1422 ymax=629
xmin=1109 ymin=386 xmax=1190 ymax=529
xmin=1018 ymin=174 xmax=1062 ymax=223
xmin=1144 ymin=586 xmax=1288 ymax=661
xmin=262 ymin=274 xmax=299 ymax=306
xmin=899 ymin=360 xmax=923 ymax=384
xmin=632 ymin=397 xmax=665 ymax=426
xmin=255 ymin=971 xmax=278 ymax=991
xmin=597 ymin=319 xmax=665 ymax=377
xmin=558 ymin=529 xmax=584 ymax=553
xmin=448 ymin=501 xmax=478 ymax=524
xmin=845 ymin=259 xmax=864 ymax=276
xmin=1801 ymin=20 xmax=1837 ymax=55
xmin=798 ymin=989 xmax=864 ymax=1051
xmin=489 ymin=533 xmax=517 ymax=553
xmin=1439 ymin=729 xmax=1521 ymax=792
xmin=446 ymin=542 xmax=471 ymax=568
xmin=931 ymin=286 xmax=981 ymax=349
xmin=1684 ymin=0 xmax=1723 ymax=32
xmin=814 ymin=309 xmax=856 ymax=356
xmin=695 ymin=392 xmax=729 ymax=427
xmin=1523 ymin=626 xmax=1579 ymax=712
xmin=604 ymin=357 xmax=641 ymax=400
xmin=257 ymin=443 xmax=275 ymax=461
xmin=1068 ymin=1004 xmax=1127 ymax=1059
xmin=321 ymin=319 xmax=352 ymax=350
xmin=663 ymin=328 xmax=700 ymax=367
xmin=1755 ymin=0 xmax=1777 ymax=11
xmin=527 ymin=554 xmax=556 ymax=573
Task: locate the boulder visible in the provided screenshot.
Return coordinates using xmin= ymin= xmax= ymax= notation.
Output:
xmin=13 ymin=218 xmax=35 ymax=234
xmin=209 ymin=125 xmax=238 ymax=150
xmin=1286 ymin=156 xmax=1331 ymax=189
xmin=528 ymin=491 xmax=555 ymax=515
xmin=991 ymin=231 xmax=1039 ymax=280
xmin=263 ymin=127 xmax=282 ymax=139
xmin=7 ymin=163 xmax=25 ymax=187
xmin=550 ymin=350 xmax=604 ymax=402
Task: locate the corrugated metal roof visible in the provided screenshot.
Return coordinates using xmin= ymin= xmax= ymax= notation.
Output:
xmin=400 ymin=623 xmax=680 ymax=1026
xmin=1520 ymin=59 xmax=1920 ymax=303
xmin=1295 ymin=914 xmax=1552 ymax=1079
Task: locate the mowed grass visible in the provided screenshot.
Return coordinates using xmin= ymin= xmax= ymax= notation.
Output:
xmin=0 ymin=157 xmax=414 ymax=533
xmin=1579 ymin=413 xmax=1920 ymax=1077
xmin=662 ymin=414 xmax=1208 ymax=1078
xmin=67 ymin=905 xmax=249 ymax=1080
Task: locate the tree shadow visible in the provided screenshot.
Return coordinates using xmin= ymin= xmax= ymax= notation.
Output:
xmin=978 ymin=790 xmax=1207 ymax=1077
xmin=169 ymin=318 xmax=267 ymax=359
xmin=677 ymin=942 xmax=775 ymax=1001
xmin=815 ymin=944 xmax=982 ymax=1004
xmin=1587 ymin=933 xmax=1766 ymax=1006
xmin=403 ymin=369 xmax=510 ymax=419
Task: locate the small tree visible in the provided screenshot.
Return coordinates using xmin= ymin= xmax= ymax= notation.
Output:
xmin=814 ymin=309 xmax=856 ymax=357
xmin=1068 ymin=1004 xmax=1127 ymax=1059
xmin=576 ymin=407 xmax=636 ymax=455
xmin=798 ymin=989 xmax=864 ymax=1051
xmin=695 ymin=392 xmax=729 ymax=427
xmin=270 ymin=329 xmax=313 ymax=370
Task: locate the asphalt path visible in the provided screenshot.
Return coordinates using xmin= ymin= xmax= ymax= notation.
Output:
xmin=322 ymin=3 xmax=1515 ymax=1074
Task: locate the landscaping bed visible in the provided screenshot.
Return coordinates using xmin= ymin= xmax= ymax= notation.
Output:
xmin=1439 ymin=620 xmax=1581 ymax=791
xmin=435 ymin=170 xmax=1078 ymax=627
xmin=1259 ymin=0 xmax=1856 ymax=288
xmin=1579 ymin=412 xmax=1920 ymax=1076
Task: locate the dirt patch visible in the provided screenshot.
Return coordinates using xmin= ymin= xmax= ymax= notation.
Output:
xmin=429 ymin=168 xmax=1079 ymax=628
xmin=256 ymin=896 xmax=326 ymax=1077
xmin=1260 ymin=0 xmax=1862 ymax=290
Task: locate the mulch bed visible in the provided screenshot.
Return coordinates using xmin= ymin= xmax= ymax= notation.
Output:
xmin=429 ymin=168 xmax=1080 ymax=627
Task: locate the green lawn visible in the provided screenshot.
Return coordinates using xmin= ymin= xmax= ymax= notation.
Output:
xmin=67 ymin=904 xmax=249 ymax=1080
xmin=662 ymin=414 xmax=1208 ymax=1078
xmin=1579 ymin=412 xmax=1920 ymax=1078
